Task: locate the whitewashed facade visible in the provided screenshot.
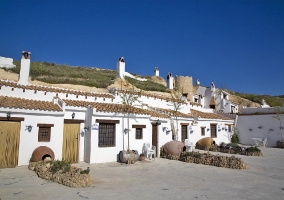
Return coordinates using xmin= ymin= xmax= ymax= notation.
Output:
xmin=236 ymin=107 xmax=284 ymax=147
xmin=0 ymin=53 xmax=235 ymax=167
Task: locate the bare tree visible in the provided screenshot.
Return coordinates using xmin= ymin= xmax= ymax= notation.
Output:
xmin=168 ymin=91 xmax=184 ymax=140
xmin=273 ymin=106 xmax=284 ymax=140
xmin=118 ymin=86 xmax=142 ymax=152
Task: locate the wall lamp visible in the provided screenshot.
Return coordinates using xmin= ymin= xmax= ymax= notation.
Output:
xmin=258 ymin=126 xmax=262 ymax=129
xmin=84 ymin=127 xmax=89 ymax=131
xmin=207 ymin=128 xmax=210 ymax=132
xmin=155 ymin=119 xmax=161 ymax=125
xmin=25 ymin=125 xmax=33 ymax=132
xmin=124 ymin=128 xmax=130 ymax=134
xmin=249 ymin=128 xmax=253 ymax=132
xmin=269 ymin=129 xmax=273 ymax=132
xmin=7 ymin=112 xmax=11 ymax=120
xmin=71 ymin=112 xmax=75 ymax=119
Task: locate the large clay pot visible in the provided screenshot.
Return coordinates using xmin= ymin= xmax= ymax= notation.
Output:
xmin=30 ymin=146 xmax=55 ymax=162
xmin=162 ymin=140 xmax=184 ymax=156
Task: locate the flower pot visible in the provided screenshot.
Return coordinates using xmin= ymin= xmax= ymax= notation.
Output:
xmin=139 ymin=155 xmax=145 ymax=161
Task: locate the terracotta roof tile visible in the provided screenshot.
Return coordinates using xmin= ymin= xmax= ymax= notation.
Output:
xmin=0 ymin=96 xmax=62 ymax=111
xmin=63 ymin=99 xmax=169 ymax=118
xmin=116 ymin=89 xmax=186 ymax=104
xmin=190 ymin=101 xmax=202 ymax=107
xmin=190 ymin=109 xmax=232 ymax=120
xmin=0 ymin=80 xmax=114 ymax=99
xmin=148 ymin=106 xmax=194 ymax=118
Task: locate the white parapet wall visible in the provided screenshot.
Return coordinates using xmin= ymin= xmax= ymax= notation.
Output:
xmin=0 ymin=56 xmax=16 ymax=69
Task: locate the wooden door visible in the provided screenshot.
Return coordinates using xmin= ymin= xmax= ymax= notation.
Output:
xmin=181 ymin=125 xmax=188 ymax=142
xmin=210 ymin=124 xmax=217 ymax=138
xmin=62 ymin=123 xmax=80 ymax=163
xmin=152 ymin=124 xmax=158 ymax=156
xmin=0 ymin=122 xmax=21 ymax=168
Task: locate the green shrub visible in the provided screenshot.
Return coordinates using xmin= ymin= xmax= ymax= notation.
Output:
xmin=80 ymin=167 xmax=90 ymax=174
xmin=50 ymin=160 xmax=71 ymax=174
xmin=226 ymin=143 xmax=240 ymax=148
xmin=231 ymin=134 xmax=239 ymax=143
xmin=246 ymin=146 xmax=260 ymax=152
xmin=186 ymin=152 xmax=201 ymax=158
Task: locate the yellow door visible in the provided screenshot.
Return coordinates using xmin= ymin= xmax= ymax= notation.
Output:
xmin=0 ymin=121 xmax=21 ymax=168
xmin=62 ymin=123 xmax=80 ymax=163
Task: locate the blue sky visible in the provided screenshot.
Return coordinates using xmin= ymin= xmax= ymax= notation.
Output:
xmin=1 ymin=0 xmax=283 ymax=95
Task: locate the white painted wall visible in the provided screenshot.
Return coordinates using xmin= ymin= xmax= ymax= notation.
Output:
xmin=88 ymin=112 xmax=155 ymax=163
xmin=236 ymin=113 xmax=284 ymax=147
xmin=188 ymin=119 xmax=232 ymax=145
xmin=0 ymin=56 xmax=15 ymax=68
xmin=0 ymin=108 xmax=64 ymax=166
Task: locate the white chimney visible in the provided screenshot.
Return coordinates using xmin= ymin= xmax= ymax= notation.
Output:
xmin=167 ymin=72 xmax=174 ymax=89
xmin=18 ymin=51 xmax=31 ymax=85
xmin=196 ymin=79 xmax=200 ymax=85
xmin=154 ymin=67 xmax=159 ymax=76
xmin=116 ymin=57 xmax=125 ymax=78
xmin=211 ymin=82 xmax=215 ymax=92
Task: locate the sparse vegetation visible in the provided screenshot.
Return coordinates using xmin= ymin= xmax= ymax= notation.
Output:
xmin=125 ymin=76 xmax=168 ymax=92
xmin=49 ymin=160 xmax=71 ymax=174
xmin=231 ymin=134 xmax=239 ymax=143
xmin=10 ymin=60 xmax=116 ymax=88
xmin=235 ymin=92 xmax=283 ymax=107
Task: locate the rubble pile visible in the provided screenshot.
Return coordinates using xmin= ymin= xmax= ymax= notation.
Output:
xmin=28 ymin=161 xmax=92 ymax=187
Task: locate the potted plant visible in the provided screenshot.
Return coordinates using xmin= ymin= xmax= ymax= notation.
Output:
xmin=276 ymin=140 xmax=284 ymax=148
xmin=139 ymin=153 xmax=145 ymax=161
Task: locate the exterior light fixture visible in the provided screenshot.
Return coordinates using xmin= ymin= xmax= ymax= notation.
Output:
xmin=156 ymin=119 xmax=161 ymax=125
xmin=71 ymin=112 xmax=75 ymax=119
xmin=269 ymin=129 xmax=273 ymax=132
xmin=25 ymin=125 xmax=33 ymax=132
xmin=249 ymin=128 xmax=253 ymax=132
xmin=84 ymin=127 xmax=89 ymax=131
xmin=124 ymin=128 xmax=130 ymax=134
xmin=258 ymin=126 xmax=262 ymax=129
xmin=6 ymin=112 xmax=11 ymax=120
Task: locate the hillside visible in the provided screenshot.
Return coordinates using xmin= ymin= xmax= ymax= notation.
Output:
xmin=1 ymin=60 xmax=281 ymax=107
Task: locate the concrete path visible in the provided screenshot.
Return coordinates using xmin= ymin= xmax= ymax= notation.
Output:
xmin=1 ymin=147 xmax=283 ymax=200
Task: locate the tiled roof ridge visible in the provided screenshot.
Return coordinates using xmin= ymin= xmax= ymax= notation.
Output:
xmin=63 ymin=99 xmax=169 ymax=118
xmin=147 ymin=105 xmax=193 ymax=118
xmin=115 ymin=88 xmax=187 ymax=104
xmin=190 ymin=109 xmax=232 ymax=120
xmin=0 ymin=95 xmax=62 ymax=112
xmin=0 ymin=79 xmax=114 ymax=99
xmin=190 ymin=101 xmax=202 ymax=107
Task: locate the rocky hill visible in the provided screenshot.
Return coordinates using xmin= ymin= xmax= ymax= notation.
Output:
xmin=1 ymin=60 xmax=281 ymax=107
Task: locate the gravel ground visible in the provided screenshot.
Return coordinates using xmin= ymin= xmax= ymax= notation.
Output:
xmin=0 ymin=147 xmax=283 ymax=200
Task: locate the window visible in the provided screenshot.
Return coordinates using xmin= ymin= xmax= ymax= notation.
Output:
xmin=201 ymin=127 xmax=205 ymax=136
xmin=132 ymin=125 xmax=146 ymax=140
xmin=98 ymin=123 xmax=115 ymax=147
xmin=37 ymin=124 xmax=54 ymax=142
xmin=135 ymin=128 xmax=143 ymax=139
xmin=210 ymin=124 xmax=217 ymax=138
xmin=38 ymin=127 xmax=51 ymax=142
